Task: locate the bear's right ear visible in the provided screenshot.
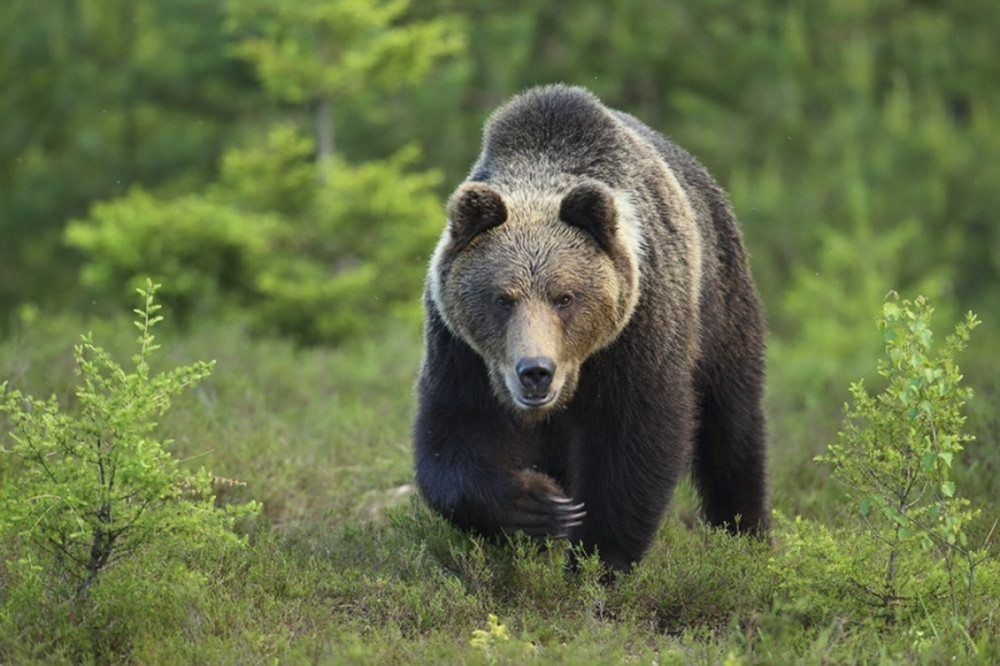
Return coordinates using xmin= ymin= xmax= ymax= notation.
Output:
xmin=446 ymin=183 xmax=508 ymax=250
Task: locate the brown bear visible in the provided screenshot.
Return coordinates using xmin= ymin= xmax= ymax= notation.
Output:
xmin=413 ymin=84 xmax=769 ymax=573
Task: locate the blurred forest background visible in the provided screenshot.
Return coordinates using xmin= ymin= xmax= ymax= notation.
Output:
xmin=3 ymin=0 xmax=999 ymax=473
xmin=2 ymin=0 xmax=1000 ymax=660
xmin=5 ymin=0 xmax=999 ymax=438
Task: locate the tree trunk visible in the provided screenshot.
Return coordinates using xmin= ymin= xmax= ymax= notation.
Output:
xmin=316 ymin=98 xmax=334 ymax=162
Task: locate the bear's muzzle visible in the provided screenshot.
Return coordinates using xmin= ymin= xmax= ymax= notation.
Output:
xmin=515 ymin=356 xmax=556 ymax=406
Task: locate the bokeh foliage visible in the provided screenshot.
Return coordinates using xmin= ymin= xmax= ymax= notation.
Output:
xmin=3 ymin=0 xmax=996 ymax=369
xmin=5 ymin=0 xmax=998 ymax=328
xmin=65 ymin=128 xmax=442 ymax=342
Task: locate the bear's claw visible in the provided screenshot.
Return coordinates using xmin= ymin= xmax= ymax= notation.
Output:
xmin=508 ymin=492 xmax=586 ymax=539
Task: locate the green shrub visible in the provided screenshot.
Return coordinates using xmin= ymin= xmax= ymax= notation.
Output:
xmin=772 ymin=294 xmax=994 ymax=651
xmin=0 ymin=281 xmax=259 ymax=606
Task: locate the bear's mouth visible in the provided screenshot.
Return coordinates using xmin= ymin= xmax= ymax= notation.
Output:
xmin=514 ymin=392 xmax=555 ymax=408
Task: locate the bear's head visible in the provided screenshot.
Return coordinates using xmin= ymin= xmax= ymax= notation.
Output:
xmin=429 ymin=180 xmax=642 ymax=419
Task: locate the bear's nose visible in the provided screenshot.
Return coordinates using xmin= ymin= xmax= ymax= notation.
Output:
xmin=516 ymin=356 xmax=556 ymax=393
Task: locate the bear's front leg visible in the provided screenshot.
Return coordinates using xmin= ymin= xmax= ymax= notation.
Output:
xmin=568 ymin=382 xmax=696 ymax=573
xmin=414 ymin=309 xmax=586 ymax=541
xmin=414 ymin=424 xmax=586 ymax=539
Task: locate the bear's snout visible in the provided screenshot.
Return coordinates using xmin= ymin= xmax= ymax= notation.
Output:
xmin=516 ymin=356 xmax=556 ymax=400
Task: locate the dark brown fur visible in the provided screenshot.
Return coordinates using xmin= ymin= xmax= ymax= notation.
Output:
xmin=414 ymin=85 xmax=769 ymax=572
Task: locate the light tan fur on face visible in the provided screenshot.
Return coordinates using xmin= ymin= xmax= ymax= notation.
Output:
xmin=499 ymin=299 xmax=568 ymax=411
xmin=430 ymin=184 xmax=631 ymax=418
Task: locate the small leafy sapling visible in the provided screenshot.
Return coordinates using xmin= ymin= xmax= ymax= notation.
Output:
xmin=0 ymin=280 xmax=258 ymax=600
xmin=818 ymin=293 xmax=991 ymax=627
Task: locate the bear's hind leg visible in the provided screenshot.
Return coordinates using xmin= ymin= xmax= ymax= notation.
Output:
xmin=692 ymin=378 xmax=770 ymax=535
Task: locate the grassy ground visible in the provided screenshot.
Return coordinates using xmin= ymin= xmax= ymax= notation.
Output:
xmin=1 ymin=312 xmax=997 ymax=664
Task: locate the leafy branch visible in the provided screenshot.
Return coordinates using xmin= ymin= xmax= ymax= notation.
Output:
xmin=0 ymin=280 xmax=259 ymax=601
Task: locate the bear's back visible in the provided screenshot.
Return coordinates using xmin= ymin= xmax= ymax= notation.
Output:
xmin=471 ymin=85 xmax=637 ymax=188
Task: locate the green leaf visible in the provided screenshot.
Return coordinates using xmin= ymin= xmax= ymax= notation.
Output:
xmin=919 ymin=328 xmax=933 ymax=349
xmin=888 ymin=347 xmax=903 ymax=366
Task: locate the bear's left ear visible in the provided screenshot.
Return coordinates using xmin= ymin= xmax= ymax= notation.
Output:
xmin=446 ymin=183 xmax=508 ymax=251
xmin=559 ymin=182 xmax=618 ymax=252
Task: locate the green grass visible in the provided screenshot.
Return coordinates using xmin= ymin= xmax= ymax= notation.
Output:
xmin=1 ymin=313 xmax=998 ymax=664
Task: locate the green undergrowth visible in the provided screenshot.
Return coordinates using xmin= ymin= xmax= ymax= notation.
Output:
xmin=1 ymin=302 xmax=998 ymax=664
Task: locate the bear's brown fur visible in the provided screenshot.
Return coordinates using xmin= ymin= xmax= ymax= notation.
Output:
xmin=414 ymin=84 xmax=769 ymax=572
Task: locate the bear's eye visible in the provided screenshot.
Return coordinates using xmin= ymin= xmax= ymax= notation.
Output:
xmin=494 ymin=294 xmax=515 ymax=311
xmin=555 ymin=294 xmax=574 ymax=309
